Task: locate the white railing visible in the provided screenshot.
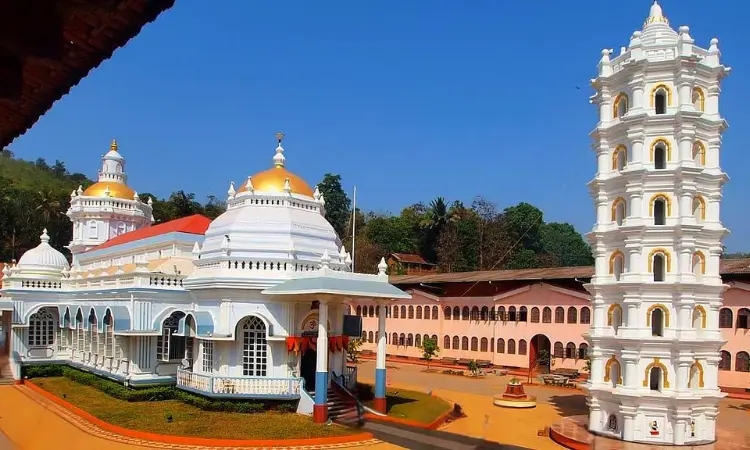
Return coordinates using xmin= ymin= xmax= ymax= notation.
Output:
xmin=176 ymin=368 xmax=302 ymax=398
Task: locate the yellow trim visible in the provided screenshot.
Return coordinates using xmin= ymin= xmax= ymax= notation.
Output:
xmin=604 ymin=356 xmax=623 ymax=384
xmin=608 ymin=250 xmax=624 ymax=274
xmin=607 ymin=304 xmax=622 ymax=327
xmin=650 ymin=84 xmax=673 ymax=107
xmin=643 ymin=357 xmax=670 ymax=388
xmin=693 ymin=251 xmax=707 ymax=275
xmin=647 ymin=248 xmax=672 ymax=273
xmin=613 ymin=93 xmax=629 ymax=119
xmin=692 ymin=87 xmax=705 ymax=112
xmin=649 ymin=138 xmax=672 ymax=162
xmin=612 ymin=145 xmax=627 ymax=170
xmin=689 ymin=361 xmax=705 ymax=388
xmin=693 ymin=141 xmax=706 ymax=166
xmin=611 ymin=197 xmax=626 ymax=222
xmin=693 ymin=195 xmax=706 ymax=220
xmin=648 ymin=193 xmax=672 ymax=217
xmin=693 ymin=305 xmax=707 ymax=329
xmin=646 ymin=304 xmax=671 ymax=327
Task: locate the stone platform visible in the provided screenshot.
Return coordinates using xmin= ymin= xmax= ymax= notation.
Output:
xmin=549 ymin=415 xmax=750 ymax=450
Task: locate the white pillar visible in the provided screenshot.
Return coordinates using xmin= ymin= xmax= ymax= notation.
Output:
xmin=313 ymin=299 xmax=329 ymax=422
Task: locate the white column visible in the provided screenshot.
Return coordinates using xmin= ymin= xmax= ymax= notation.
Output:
xmin=374 ymin=302 xmax=388 ymax=412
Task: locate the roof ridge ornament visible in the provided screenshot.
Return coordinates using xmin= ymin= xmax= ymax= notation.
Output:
xmin=644 ymin=0 xmax=668 ymax=27
xmin=321 ymin=249 xmax=332 ymax=269
xmin=110 ymin=138 xmax=118 ymax=152
xmin=40 ymin=228 xmax=50 ymax=244
xmin=377 ymin=257 xmax=388 ymax=276
xmin=246 ymin=176 xmax=254 ymax=192
xmin=273 ymin=132 xmax=286 ymax=168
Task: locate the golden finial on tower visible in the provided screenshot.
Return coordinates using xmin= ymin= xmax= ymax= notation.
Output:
xmin=276 ymin=132 xmax=285 ymax=144
xmin=110 ymin=138 xmax=118 ymax=152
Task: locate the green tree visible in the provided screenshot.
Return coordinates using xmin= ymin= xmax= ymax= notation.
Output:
xmin=421 ymin=336 xmax=440 ymax=371
xmin=317 ymin=173 xmax=351 ymax=239
xmin=168 ymin=191 xmax=203 ymax=218
xmin=346 ymin=338 xmax=363 ymax=363
xmin=365 ymin=214 xmax=419 ymax=256
xmin=540 ymin=222 xmax=594 ymax=266
xmin=203 ymin=195 xmax=226 ymax=219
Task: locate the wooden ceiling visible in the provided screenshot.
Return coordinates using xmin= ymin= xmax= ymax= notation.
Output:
xmin=0 ymin=0 xmax=175 ymax=148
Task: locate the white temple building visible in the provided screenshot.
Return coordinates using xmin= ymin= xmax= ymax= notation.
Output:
xmin=584 ymin=1 xmax=730 ymax=445
xmin=1 ymin=134 xmax=409 ymax=423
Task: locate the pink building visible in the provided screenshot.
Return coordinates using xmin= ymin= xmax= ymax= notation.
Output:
xmin=353 ymin=260 xmax=750 ymax=392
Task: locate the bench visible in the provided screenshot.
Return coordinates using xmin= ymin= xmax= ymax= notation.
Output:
xmin=440 ymin=357 xmax=458 ymax=365
xmin=457 ymin=358 xmax=474 ymax=366
xmin=552 ymin=368 xmax=579 ymax=379
xmin=476 ymin=360 xmax=492 ymax=368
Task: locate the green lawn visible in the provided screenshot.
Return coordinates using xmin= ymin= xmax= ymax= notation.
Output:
xmin=36 ymin=377 xmax=356 ymax=440
xmin=361 ymin=385 xmax=452 ymax=424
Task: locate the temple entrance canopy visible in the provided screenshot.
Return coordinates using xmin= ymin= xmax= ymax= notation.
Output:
xmin=262 ymin=254 xmax=411 ymax=423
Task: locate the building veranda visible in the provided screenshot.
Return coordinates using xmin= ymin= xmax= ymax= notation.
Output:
xmin=0 ymin=136 xmax=410 ymax=423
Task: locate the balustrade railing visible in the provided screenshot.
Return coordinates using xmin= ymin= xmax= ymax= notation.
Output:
xmin=176 ymin=368 xmax=302 ymax=398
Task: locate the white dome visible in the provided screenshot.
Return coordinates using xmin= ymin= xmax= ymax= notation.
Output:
xmin=640 ymin=1 xmax=678 ymax=47
xmin=18 ymin=229 xmax=70 ymax=273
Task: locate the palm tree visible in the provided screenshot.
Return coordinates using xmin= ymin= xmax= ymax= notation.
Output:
xmin=422 ymin=197 xmax=454 ymax=230
xmin=36 ymin=188 xmax=61 ymax=224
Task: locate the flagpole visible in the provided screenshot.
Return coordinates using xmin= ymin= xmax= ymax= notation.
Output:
xmin=351 ymin=186 xmax=356 ymax=272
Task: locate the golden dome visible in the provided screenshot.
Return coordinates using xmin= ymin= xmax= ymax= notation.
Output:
xmin=238 ymin=166 xmax=314 ymax=197
xmin=82 ymin=181 xmax=136 ymax=200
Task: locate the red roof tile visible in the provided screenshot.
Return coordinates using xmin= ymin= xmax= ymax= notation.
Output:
xmin=87 ymin=215 xmax=212 ymax=253
xmin=390 ymin=253 xmax=434 ymax=265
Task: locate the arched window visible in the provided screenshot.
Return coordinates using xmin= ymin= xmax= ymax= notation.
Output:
xmin=612 ymin=145 xmax=627 ymax=171
xmin=497 ymin=338 xmax=505 ymax=353
xmin=444 ymin=306 xmax=451 ymax=320
xmin=415 ymin=334 xmax=422 ymax=348
xmin=507 ymin=339 xmax=516 ymax=354
xmin=611 ymin=197 xmax=626 ymax=226
xmin=692 ymin=195 xmax=706 ymax=222
xmin=375 ymin=306 xmax=380 ymax=317
xmin=157 ymin=311 xmax=185 ymax=362
xmin=368 ymin=331 xmax=374 ymax=343
xmin=519 ymin=306 xmax=528 ymax=322
xmin=738 ymin=308 xmax=750 ymax=329
xmin=424 ymin=306 xmax=431 ymax=320
xmin=693 ymin=306 xmax=706 ymax=330
xmin=453 ymin=306 xmax=460 ymax=320
xmin=692 ymin=87 xmax=705 ymax=112
xmin=719 ymin=308 xmax=733 ymax=328
xmin=555 ymin=307 xmax=565 ymax=323
xmin=693 ymin=251 xmax=706 ymax=278
xmin=543 ymin=307 xmax=552 ymax=323
xmin=480 ymin=338 xmax=488 ymax=352
xmin=498 ymin=306 xmax=506 ymax=321
xmin=613 ymin=93 xmax=629 ymax=119
xmin=652 ymin=84 xmax=670 ymax=115
xmin=239 ymin=316 xmax=267 ymax=376
xmin=471 ymin=306 xmax=480 ymax=321
xmin=432 ymin=306 xmax=438 ymax=320
xmin=508 ymin=306 xmax=517 ymax=322
xmin=452 ymin=335 xmax=459 ymax=349
xmin=649 ymin=366 xmax=663 ymax=391
xmin=28 ymin=308 xmax=55 ymax=347
xmin=392 ymin=332 xmax=398 ymax=344
xmin=567 ymin=307 xmax=578 ymax=324
xmin=609 ymin=250 xmax=624 ymax=280
xmin=88 ymin=310 xmax=98 ymax=354
xmin=605 ymin=357 xmax=622 ymax=387
xmin=689 ymin=362 xmax=704 ymax=390
xmin=408 ymin=306 xmax=414 ymax=319
xmin=471 ymin=337 xmax=478 ymax=351
xmin=693 ymin=141 xmax=706 ymax=166
xmin=461 ymin=336 xmax=469 ymax=351
xmin=416 ymin=306 xmax=423 ymax=320
xmin=719 ymin=351 xmax=731 ymax=371
xmin=649 ymin=249 xmax=670 ymax=282
xmin=480 ymin=306 xmax=489 ymax=321
xmin=399 ymin=333 xmax=406 ymax=345
xmin=580 ymin=307 xmax=591 ymax=324
xmin=490 ymin=338 xmax=495 ymax=352
xmin=531 ymin=307 xmax=540 ymax=323
xmin=565 ymin=342 xmax=576 ymax=358
xmin=369 ymin=305 xmax=375 ymax=317
xmin=400 ymin=306 xmax=406 ymax=318
xmin=608 ymin=304 xmax=623 ymax=333
xmin=553 ymin=342 xmax=564 ymax=358
xmin=651 ymin=139 xmax=670 ymax=169
xmin=88 ymin=220 xmax=98 ymax=239
xmin=650 ymin=194 xmax=669 ymax=225
xmin=578 ymin=343 xmax=588 ymax=359
xmin=649 ymin=305 xmax=667 ymax=337
xmin=444 ymin=335 xmax=451 ymax=349
xmin=407 ymin=334 xmax=414 ymax=346
xmin=103 ymin=311 xmax=114 ymax=358
xmin=356 ymin=306 xmax=362 ymax=316
xmin=462 ymin=306 xmax=470 ymax=321
xmin=518 ymin=339 xmax=527 ymax=355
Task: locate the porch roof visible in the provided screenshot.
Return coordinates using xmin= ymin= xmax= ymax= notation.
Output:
xmin=262 ymin=271 xmax=411 ymax=300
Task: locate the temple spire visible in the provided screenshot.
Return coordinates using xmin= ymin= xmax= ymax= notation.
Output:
xmin=273 ymin=132 xmax=286 ymax=168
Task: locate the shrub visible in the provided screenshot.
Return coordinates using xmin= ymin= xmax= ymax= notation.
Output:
xmin=441 ymin=369 xmax=464 ymax=376
xmin=23 ymin=364 xmax=64 ymax=379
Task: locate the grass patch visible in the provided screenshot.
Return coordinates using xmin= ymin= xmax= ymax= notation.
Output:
xmin=358 ymin=383 xmax=451 ymax=424
xmin=35 ymin=377 xmax=355 ymax=440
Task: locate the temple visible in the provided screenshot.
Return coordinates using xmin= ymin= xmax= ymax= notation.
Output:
xmin=0 ymin=135 xmax=410 ymax=423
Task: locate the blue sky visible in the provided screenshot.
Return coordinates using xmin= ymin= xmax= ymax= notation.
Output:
xmin=9 ymin=1 xmax=750 ymax=251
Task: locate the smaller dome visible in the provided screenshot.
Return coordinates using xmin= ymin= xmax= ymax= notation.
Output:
xmin=238 ymin=167 xmax=314 ymax=197
xmin=83 ymin=181 xmax=136 ymax=200
xmin=18 ymin=229 xmax=69 ymax=271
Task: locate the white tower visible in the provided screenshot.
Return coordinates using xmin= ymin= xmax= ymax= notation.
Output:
xmin=584 ymin=2 xmax=730 ymax=445
xmin=66 ymin=139 xmax=153 ymax=259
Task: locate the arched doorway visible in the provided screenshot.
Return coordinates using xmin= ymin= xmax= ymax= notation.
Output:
xmin=530 ymin=334 xmax=551 ymax=374
xmin=301 ymin=349 xmax=317 ymax=392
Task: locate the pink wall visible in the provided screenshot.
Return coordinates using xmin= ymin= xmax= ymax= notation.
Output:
xmin=353 ymin=282 xmax=750 ymax=390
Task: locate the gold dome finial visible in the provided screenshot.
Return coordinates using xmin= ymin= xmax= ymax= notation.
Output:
xmin=110 ymin=138 xmax=118 ymax=152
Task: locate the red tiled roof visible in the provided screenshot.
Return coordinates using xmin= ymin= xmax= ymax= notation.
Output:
xmin=390 ymin=257 xmax=750 ymax=285
xmin=390 ymin=253 xmax=434 ymax=265
xmin=87 ymin=215 xmax=212 ymax=253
